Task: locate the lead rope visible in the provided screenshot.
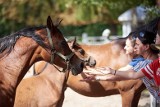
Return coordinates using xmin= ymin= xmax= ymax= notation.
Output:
xmin=33 ymin=63 xmax=49 ymax=76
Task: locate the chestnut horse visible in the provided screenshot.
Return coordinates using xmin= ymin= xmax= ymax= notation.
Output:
xmin=66 ymin=41 xmax=144 ymax=107
xmin=65 ymin=17 xmax=160 ymax=107
xmin=14 ymin=38 xmax=96 ymax=107
xmin=0 ymin=16 xmax=84 ymax=107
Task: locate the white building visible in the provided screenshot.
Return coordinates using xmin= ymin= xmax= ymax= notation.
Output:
xmin=118 ymin=6 xmax=146 ymax=37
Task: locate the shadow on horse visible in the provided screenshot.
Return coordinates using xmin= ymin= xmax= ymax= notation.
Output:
xmin=0 ymin=16 xmax=84 ymax=107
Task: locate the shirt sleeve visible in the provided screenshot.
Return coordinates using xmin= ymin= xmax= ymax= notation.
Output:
xmin=129 ymin=57 xmax=145 ymax=67
xmin=141 ymin=58 xmax=159 ymax=79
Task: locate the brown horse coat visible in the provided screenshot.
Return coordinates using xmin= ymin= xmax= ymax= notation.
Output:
xmin=66 ymin=39 xmax=145 ymax=107
xmin=0 ymin=16 xmax=84 ymax=107
xmin=14 ymin=39 xmax=96 ymax=107
xmin=15 ymin=38 xmax=143 ymax=107
xmin=15 ymin=38 xmax=138 ymax=107
xmin=66 ymin=17 xmax=160 ymax=107
xmin=15 ymin=61 xmax=67 ymax=107
xmin=15 ymin=17 xmax=160 ymax=107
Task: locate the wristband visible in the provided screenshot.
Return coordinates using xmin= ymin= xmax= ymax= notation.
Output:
xmin=114 ymin=70 xmax=116 ymax=75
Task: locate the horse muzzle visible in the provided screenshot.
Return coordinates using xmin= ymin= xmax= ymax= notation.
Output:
xmin=70 ymin=62 xmax=84 ymax=75
xmin=85 ymin=56 xmax=96 ymax=67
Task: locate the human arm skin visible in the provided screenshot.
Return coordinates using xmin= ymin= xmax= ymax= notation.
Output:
xmin=83 ymin=67 xmax=108 ymax=75
xmin=83 ymin=67 xmax=145 ymax=81
xmin=104 ymin=67 xmax=145 ymax=80
xmin=118 ymin=64 xmax=132 ymax=71
xmin=104 ymin=64 xmax=133 ymax=81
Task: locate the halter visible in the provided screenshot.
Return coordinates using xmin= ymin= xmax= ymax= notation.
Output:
xmin=46 ymin=28 xmax=75 ymax=72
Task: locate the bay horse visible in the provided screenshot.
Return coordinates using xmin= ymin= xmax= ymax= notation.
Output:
xmin=14 ymin=38 xmax=96 ymax=107
xmin=0 ymin=16 xmax=84 ymax=107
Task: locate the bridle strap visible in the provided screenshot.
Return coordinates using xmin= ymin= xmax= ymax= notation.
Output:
xmin=53 ymin=52 xmax=74 ymax=72
xmin=46 ymin=28 xmax=75 ymax=72
xmin=33 ymin=63 xmax=49 ymax=76
xmin=46 ymin=28 xmax=55 ymax=64
xmin=56 ymin=52 xmax=74 ymax=62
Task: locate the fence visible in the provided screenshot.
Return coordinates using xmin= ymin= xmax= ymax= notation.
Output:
xmin=66 ymin=33 xmax=122 ymax=45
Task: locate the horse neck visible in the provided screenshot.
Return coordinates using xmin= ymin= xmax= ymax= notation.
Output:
xmin=37 ymin=62 xmax=67 ymax=88
xmin=0 ymin=37 xmax=39 ymax=91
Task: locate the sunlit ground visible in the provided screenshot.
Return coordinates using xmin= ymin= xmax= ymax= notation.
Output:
xmin=63 ymin=88 xmax=150 ymax=107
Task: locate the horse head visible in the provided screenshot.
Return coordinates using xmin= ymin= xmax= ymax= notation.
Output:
xmin=67 ymin=37 xmax=96 ymax=67
xmin=33 ymin=16 xmax=84 ymax=75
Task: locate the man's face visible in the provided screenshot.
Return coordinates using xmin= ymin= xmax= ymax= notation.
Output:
xmin=134 ymin=38 xmax=145 ymax=55
xmin=155 ymin=33 xmax=160 ymax=44
xmin=155 ymin=33 xmax=160 ymax=55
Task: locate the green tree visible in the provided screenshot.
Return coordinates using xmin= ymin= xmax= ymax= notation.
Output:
xmin=0 ymin=0 xmax=159 ymax=37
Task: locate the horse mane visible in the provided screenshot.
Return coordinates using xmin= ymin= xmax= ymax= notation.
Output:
xmin=136 ymin=17 xmax=160 ymax=34
xmin=0 ymin=26 xmax=47 ymax=55
xmin=0 ymin=18 xmax=63 ymax=56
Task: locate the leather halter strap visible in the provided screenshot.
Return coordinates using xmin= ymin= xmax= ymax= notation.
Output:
xmin=39 ymin=28 xmax=75 ymax=72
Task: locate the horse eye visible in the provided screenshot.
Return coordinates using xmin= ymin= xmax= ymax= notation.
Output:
xmin=79 ymin=49 xmax=84 ymax=55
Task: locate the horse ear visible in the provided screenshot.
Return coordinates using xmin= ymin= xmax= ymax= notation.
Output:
xmin=73 ymin=37 xmax=77 ymax=44
xmin=70 ymin=37 xmax=76 ymax=48
xmin=47 ymin=16 xmax=55 ymax=30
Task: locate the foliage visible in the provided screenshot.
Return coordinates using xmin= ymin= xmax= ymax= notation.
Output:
xmin=60 ymin=22 xmax=113 ymax=37
xmin=142 ymin=0 xmax=160 ymax=23
xmin=0 ymin=0 xmax=56 ymax=36
xmin=55 ymin=0 xmax=143 ymax=24
xmin=0 ymin=0 xmax=159 ymax=38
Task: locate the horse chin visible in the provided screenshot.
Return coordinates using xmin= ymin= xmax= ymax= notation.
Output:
xmin=71 ymin=67 xmax=83 ymax=76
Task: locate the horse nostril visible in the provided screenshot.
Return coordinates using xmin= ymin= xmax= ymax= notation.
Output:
xmin=92 ymin=61 xmax=96 ymax=66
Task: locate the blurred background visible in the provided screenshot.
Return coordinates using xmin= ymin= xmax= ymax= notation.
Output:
xmin=1 ymin=1 xmax=159 ymax=107
xmin=0 ymin=0 xmax=159 ymax=44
